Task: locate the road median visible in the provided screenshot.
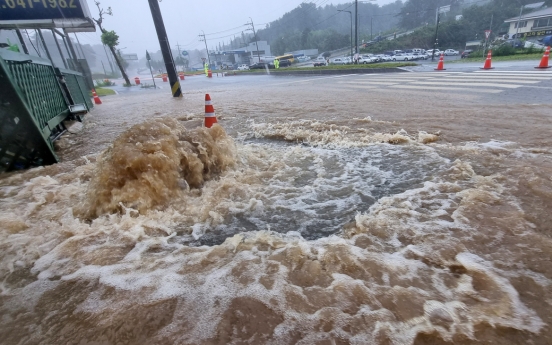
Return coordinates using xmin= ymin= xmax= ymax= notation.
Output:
xmin=229 ymin=62 xmax=417 ymax=76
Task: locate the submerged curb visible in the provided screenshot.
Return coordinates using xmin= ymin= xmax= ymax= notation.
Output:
xmin=270 ymin=67 xmax=408 ymax=76
xmin=270 ymin=67 xmax=410 ymax=76
xmin=227 ymin=67 xmax=412 ymax=77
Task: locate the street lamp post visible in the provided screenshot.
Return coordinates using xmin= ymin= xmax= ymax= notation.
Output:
xmin=371 ymin=16 xmax=373 ymax=41
xmin=338 ymin=10 xmax=353 ymax=59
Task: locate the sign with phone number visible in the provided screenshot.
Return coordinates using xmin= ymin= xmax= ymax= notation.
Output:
xmin=0 ymin=0 xmax=85 ymax=21
xmin=515 ymin=29 xmax=552 ymax=38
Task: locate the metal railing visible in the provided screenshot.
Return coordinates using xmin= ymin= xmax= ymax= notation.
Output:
xmin=0 ymin=50 xmax=91 ymax=173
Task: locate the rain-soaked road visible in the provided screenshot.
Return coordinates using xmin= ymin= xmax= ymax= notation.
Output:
xmin=1 ymin=66 xmax=552 ymax=345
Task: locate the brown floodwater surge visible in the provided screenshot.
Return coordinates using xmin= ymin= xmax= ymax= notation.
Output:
xmin=77 ymin=118 xmax=236 ymax=218
xmin=1 ymin=82 xmax=552 ymax=344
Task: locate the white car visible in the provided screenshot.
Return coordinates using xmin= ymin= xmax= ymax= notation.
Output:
xmin=444 ymin=49 xmax=459 ymax=56
xmin=237 ymin=64 xmax=249 ymax=70
xmin=392 ymin=53 xmax=416 ymax=61
xmin=331 ymin=58 xmax=347 ymax=65
xmin=426 ymin=50 xmax=442 ymax=58
xmin=358 ymin=56 xmax=376 ymax=64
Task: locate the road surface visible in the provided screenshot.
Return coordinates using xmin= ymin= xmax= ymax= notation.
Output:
xmin=1 ymin=62 xmax=552 ymax=345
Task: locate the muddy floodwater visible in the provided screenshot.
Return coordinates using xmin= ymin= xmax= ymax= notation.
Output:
xmin=1 ymin=74 xmax=552 ymax=344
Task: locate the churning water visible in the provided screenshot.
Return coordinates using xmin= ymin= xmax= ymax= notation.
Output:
xmin=1 ymin=85 xmax=551 ymax=345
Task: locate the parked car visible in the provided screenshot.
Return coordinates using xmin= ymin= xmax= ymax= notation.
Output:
xmin=383 ymin=51 xmax=395 ymax=56
xmin=502 ymin=39 xmax=524 ymax=48
xmin=427 ymin=49 xmax=442 ymax=57
xmin=461 ymin=50 xmax=473 ymax=58
xmin=538 ymin=35 xmax=552 ymax=46
xmin=331 ymin=58 xmax=347 ymax=65
xmin=444 ymin=49 xmax=459 ymax=56
xmin=392 ymin=53 xmax=415 ymax=61
xmin=249 ymin=62 xmax=270 ymax=69
xmin=313 ymin=57 xmax=327 ymax=66
xmin=237 ymin=64 xmax=250 ymax=70
xmin=378 ymin=54 xmax=393 ymax=62
xmin=358 ymin=56 xmax=376 ymax=64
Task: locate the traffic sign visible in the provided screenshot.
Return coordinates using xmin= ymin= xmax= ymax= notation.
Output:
xmin=438 ymin=5 xmax=450 ymax=13
xmin=485 ymin=30 xmax=492 ymax=39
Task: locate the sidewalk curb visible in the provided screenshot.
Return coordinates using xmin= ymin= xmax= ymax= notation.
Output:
xmin=270 ymin=68 xmax=410 ymax=76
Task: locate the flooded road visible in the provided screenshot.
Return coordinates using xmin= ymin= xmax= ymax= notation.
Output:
xmin=1 ymin=71 xmax=552 ymax=344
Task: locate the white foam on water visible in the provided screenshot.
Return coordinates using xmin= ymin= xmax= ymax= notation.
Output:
xmin=0 ymin=119 xmax=550 ymax=344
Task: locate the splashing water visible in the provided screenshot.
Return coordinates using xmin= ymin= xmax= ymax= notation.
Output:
xmin=0 ymin=116 xmax=550 ymax=345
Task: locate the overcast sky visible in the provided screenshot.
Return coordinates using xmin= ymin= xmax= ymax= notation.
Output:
xmin=78 ymin=0 xmax=393 ymax=56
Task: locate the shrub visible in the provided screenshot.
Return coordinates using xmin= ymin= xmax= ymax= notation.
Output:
xmin=492 ymin=44 xmax=516 ymax=57
xmin=95 ymin=79 xmax=116 ymax=87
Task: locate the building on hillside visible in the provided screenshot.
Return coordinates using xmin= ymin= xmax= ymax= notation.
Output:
xmin=505 ymin=6 xmax=552 ymax=40
xmin=209 ymin=41 xmax=271 ymax=68
xmin=284 ymin=49 xmax=319 ymax=58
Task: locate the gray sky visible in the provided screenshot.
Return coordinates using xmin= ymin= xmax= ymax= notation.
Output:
xmin=78 ymin=0 xmax=391 ymax=56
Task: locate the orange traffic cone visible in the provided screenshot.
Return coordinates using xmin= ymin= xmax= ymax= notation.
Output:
xmin=207 ymin=69 xmax=213 ymax=78
xmin=204 ymin=94 xmax=217 ymax=128
xmin=92 ymin=89 xmax=102 ymax=105
xmin=434 ymin=53 xmax=446 ymax=71
xmin=535 ymin=46 xmax=551 ymax=69
xmin=481 ymin=50 xmax=494 ymax=70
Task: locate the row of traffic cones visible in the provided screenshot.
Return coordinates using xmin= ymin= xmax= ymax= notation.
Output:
xmin=89 ymin=89 xmax=218 ymax=129
xmin=91 ymin=89 xmax=219 ymax=128
xmin=435 ymin=46 xmax=551 ymax=71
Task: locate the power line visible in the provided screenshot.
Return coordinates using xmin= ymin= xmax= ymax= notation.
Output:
xmin=204 ymin=24 xmax=248 ymax=36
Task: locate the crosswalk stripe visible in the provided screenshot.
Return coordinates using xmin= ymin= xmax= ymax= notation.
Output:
xmin=409 ymin=81 xmax=521 ymax=88
xmin=389 ymin=85 xmax=502 ymax=93
xmin=340 ymin=85 xmax=377 ymax=90
xmin=339 ymin=81 xmax=399 ymax=85
xmin=473 ymin=70 xmax=552 ymax=74
xmin=446 ymin=75 xmax=550 ymax=80
xmin=422 ymin=78 xmax=539 ymax=83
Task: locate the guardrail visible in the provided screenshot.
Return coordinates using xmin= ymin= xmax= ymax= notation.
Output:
xmin=0 ymin=50 xmax=91 ymax=173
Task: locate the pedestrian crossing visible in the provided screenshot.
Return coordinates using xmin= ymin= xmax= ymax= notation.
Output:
xmin=335 ymin=71 xmax=552 ymax=95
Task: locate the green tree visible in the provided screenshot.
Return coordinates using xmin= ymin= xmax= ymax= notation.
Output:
xmin=92 ymin=1 xmax=131 ymax=86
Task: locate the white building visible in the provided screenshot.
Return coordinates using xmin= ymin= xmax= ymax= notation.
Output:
xmin=505 ymin=6 xmax=552 ymax=39
xmin=210 ymin=41 xmax=272 ymax=67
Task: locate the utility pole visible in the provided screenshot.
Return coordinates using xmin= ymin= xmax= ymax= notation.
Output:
xmin=432 ymin=11 xmax=440 ymax=61
xmin=245 ymin=17 xmax=261 ymax=63
xmin=146 ymin=50 xmax=156 ymax=89
xmin=338 ymin=10 xmax=353 ymax=58
xmin=147 ymin=0 xmax=182 ymax=98
xmin=199 ymin=31 xmax=211 ymax=67
xmin=355 ymin=0 xmax=358 ymax=55
xmin=176 ymin=42 xmax=182 ymax=72
xmin=370 ymin=17 xmax=373 ymax=41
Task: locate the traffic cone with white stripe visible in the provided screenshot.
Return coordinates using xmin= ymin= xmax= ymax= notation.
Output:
xmin=535 ymin=46 xmax=551 ymax=69
xmin=434 ymin=53 xmax=446 ymax=71
xmin=92 ymin=89 xmax=102 ymax=105
xmin=481 ymin=50 xmax=494 ymax=70
xmin=204 ymin=94 xmax=217 ymax=128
